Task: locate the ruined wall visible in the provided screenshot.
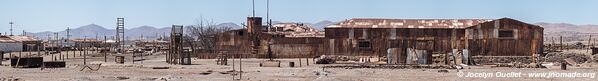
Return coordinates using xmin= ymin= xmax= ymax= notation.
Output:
xmin=270 ymin=37 xmax=326 ymax=58
xmin=324 ymin=18 xmax=544 ymax=64
xmin=215 ymin=29 xmax=326 ymax=58
xmin=466 ymin=18 xmax=544 ymax=56
xmin=325 ymin=28 xmax=465 ymax=57
xmin=215 ymin=29 xmax=253 ymax=58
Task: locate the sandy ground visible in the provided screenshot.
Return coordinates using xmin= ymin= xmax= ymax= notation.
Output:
xmin=1 ymin=51 xmax=598 ymax=81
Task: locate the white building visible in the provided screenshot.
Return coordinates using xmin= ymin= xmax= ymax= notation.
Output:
xmin=0 ymin=36 xmax=23 ymax=52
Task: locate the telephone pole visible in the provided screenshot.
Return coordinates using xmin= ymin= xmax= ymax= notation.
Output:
xmin=9 ymin=22 xmax=13 ymax=36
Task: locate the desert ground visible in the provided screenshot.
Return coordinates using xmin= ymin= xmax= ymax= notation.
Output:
xmin=1 ymin=51 xmax=598 ymax=81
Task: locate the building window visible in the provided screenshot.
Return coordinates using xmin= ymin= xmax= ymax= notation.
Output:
xmin=237 ymin=31 xmax=244 ymax=36
xmin=357 ymin=40 xmax=371 ymax=49
xmin=498 ymin=30 xmax=514 ymax=38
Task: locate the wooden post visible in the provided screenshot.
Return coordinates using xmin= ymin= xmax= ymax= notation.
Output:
xmin=37 ymin=45 xmax=41 ymax=57
xmin=299 ymin=58 xmax=302 ymax=67
xmin=83 ymin=37 xmax=87 ymax=65
xmin=104 ymin=36 xmax=107 ymax=62
xmin=51 ymin=45 xmax=54 ymax=61
xmin=133 ymin=51 xmax=135 ymax=64
xmin=306 ymin=57 xmax=309 ymax=66
xmin=239 ymin=53 xmax=242 ymax=80
xmin=28 ymin=46 xmax=31 ymax=57
xmin=560 ymin=36 xmax=563 ymax=51
xmin=0 ymin=51 xmax=3 ymax=65
xmin=586 ymin=34 xmax=592 ymax=53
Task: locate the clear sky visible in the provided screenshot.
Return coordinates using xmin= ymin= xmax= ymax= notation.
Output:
xmin=1 ymin=0 xmax=598 ymax=33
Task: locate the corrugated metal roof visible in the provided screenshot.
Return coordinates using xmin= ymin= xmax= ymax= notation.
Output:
xmin=326 ymin=18 xmax=493 ymax=29
xmin=0 ymin=36 xmax=18 ymax=43
xmin=7 ymin=36 xmax=40 ymax=42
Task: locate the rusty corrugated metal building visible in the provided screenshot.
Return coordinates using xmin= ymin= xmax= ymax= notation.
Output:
xmin=325 ymin=18 xmax=543 ymax=64
xmin=215 ymin=17 xmax=543 ymax=64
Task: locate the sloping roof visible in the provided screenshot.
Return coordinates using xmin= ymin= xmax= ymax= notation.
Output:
xmin=0 ymin=36 xmax=18 ymax=43
xmin=326 ymin=18 xmax=493 ymax=29
xmin=7 ymin=36 xmax=40 ymax=42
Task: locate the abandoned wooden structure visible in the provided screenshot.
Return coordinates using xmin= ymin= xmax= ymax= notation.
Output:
xmin=215 ymin=17 xmax=543 ymax=64
xmin=216 ymin=17 xmax=326 ymax=58
xmin=166 ymin=25 xmax=191 ymax=65
xmin=325 ymin=18 xmax=543 ymax=64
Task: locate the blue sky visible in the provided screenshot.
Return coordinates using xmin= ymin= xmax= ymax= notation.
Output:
xmin=1 ymin=0 xmax=598 ymax=33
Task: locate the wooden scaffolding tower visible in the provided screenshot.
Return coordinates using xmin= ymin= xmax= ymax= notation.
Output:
xmin=167 ymin=25 xmax=190 ymax=65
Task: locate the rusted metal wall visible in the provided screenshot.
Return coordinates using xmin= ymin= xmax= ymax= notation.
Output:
xmin=466 ymin=18 xmax=544 ymax=56
xmin=324 ymin=18 xmax=543 ymax=61
xmin=215 ymin=29 xmax=326 ymax=58
xmin=215 ymin=29 xmax=253 ymax=58
xmin=325 ymin=28 xmax=464 ymax=57
xmin=215 ymin=18 xmax=543 ymax=60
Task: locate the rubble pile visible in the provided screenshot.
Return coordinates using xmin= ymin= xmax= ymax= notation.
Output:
xmin=544 ymin=52 xmax=590 ymax=64
xmin=316 ymin=55 xmax=366 ymax=64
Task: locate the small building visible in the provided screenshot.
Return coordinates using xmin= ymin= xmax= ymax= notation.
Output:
xmin=0 ymin=35 xmax=42 ymax=52
xmin=0 ymin=36 xmax=23 ymax=52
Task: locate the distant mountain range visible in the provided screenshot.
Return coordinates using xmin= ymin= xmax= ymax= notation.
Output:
xmin=534 ymin=22 xmax=598 ymax=42
xmin=535 ymin=22 xmax=598 ymax=33
xmin=28 ymin=23 xmax=246 ymax=40
xmin=30 ymin=24 xmax=169 ymax=40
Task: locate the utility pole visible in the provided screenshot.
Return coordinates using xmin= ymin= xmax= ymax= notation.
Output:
xmin=67 ymin=27 xmax=72 ymax=58
xmin=48 ymin=34 xmax=53 ymax=60
xmin=54 ymin=32 xmax=60 ymax=60
xmin=586 ymin=34 xmax=592 ymax=53
xmin=9 ymin=22 xmax=13 ymax=36
xmin=252 ymin=0 xmax=255 ymax=17
xmin=83 ymin=36 xmax=87 ymax=65
xmin=140 ymin=34 xmax=144 ymax=64
xmin=560 ymin=36 xmax=563 ymax=51
xmin=266 ymin=0 xmax=272 ymax=32
xmin=104 ymin=36 xmax=107 ymax=62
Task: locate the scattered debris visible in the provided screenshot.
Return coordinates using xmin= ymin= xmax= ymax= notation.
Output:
xmin=544 ymin=52 xmax=590 ymax=64
xmin=437 ymin=69 xmax=449 ymax=73
xmin=316 ymin=55 xmax=336 ymax=64
xmin=199 ymin=72 xmax=212 ymax=75
xmin=152 ymin=66 xmax=170 ymax=69
xmin=323 ymin=64 xmax=455 ymax=69
xmin=0 ymin=76 xmax=21 ymax=81
xmin=157 ymin=75 xmax=183 ymax=81
xmin=495 ymin=62 xmax=546 ymax=68
xmin=219 ymin=72 xmax=230 ymax=74
xmin=116 ymin=76 xmax=130 ymax=80
xmin=199 ymin=70 xmax=213 ymax=75
xmin=43 ymin=61 xmax=66 ymax=68
xmin=564 ymin=58 xmax=577 ymax=65
xmin=66 ymin=77 xmax=92 ymax=81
